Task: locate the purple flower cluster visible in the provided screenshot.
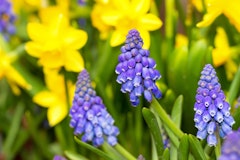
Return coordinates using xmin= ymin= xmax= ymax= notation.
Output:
xmin=0 ymin=0 xmax=16 ymax=40
xmin=69 ymin=69 xmax=119 ymax=147
xmin=219 ymin=129 xmax=240 ymax=160
xmin=115 ymin=29 xmax=162 ymax=106
xmin=53 ymin=155 xmax=67 ymax=160
xmin=194 ymin=64 xmax=235 ymax=146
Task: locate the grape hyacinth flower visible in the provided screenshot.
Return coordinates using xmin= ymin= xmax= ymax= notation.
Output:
xmin=0 ymin=0 xmax=16 ymax=40
xmin=219 ymin=129 xmax=240 ymax=160
xmin=53 ymin=155 xmax=67 ymax=160
xmin=115 ymin=29 xmax=162 ymax=106
xmin=69 ymin=69 xmax=119 ymax=147
xmin=194 ymin=64 xmax=235 ymax=146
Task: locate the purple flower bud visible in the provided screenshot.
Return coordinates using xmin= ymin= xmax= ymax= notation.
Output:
xmin=207 ymin=121 xmax=216 ymax=134
xmin=0 ymin=0 xmax=16 ymax=40
xmin=70 ymin=70 xmax=119 ymax=147
xmin=194 ymin=64 xmax=234 ymax=146
xmin=115 ymin=29 xmax=162 ymax=106
xmin=219 ymin=129 xmax=240 ymax=160
xmin=207 ymin=134 xmax=217 ymax=146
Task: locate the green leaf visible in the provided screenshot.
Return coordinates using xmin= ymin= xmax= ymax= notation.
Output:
xmin=228 ymin=65 xmax=240 ymax=106
xmin=142 ymin=108 xmax=164 ymax=158
xmin=163 ymin=148 xmax=170 ymax=160
xmin=151 ymin=98 xmax=184 ymax=139
xmin=74 ymin=136 xmax=113 ymax=160
xmin=171 ymin=95 xmax=183 ymax=128
xmin=188 ymin=134 xmax=207 ymax=160
xmin=178 ymin=134 xmax=189 ymax=160
xmin=64 ymin=150 xmax=89 ymax=160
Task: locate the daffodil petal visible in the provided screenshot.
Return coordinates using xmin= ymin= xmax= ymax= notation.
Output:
xmin=131 ymin=0 xmax=150 ymax=15
xmin=25 ymin=42 xmax=42 ymax=57
xmin=27 ymin=23 xmax=49 ymax=42
xmin=63 ymin=28 xmax=88 ymax=50
xmin=139 ymin=14 xmax=162 ymax=31
xmin=47 ymin=103 xmax=67 ymax=126
xmin=224 ymin=1 xmax=240 ymax=32
xmin=214 ymin=27 xmax=229 ymax=48
xmin=6 ymin=66 xmax=31 ymax=90
xmin=39 ymin=51 xmax=63 ymax=69
xmin=101 ymin=10 xmax=122 ymax=26
xmin=137 ymin=29 xmax=150 ymax=49
xmin=43 ymin=69 xmax=65 ymax=94
xmin=7 ymin=80 xmax=21 ymax=95
xmin=112 ymin=0 xmax=130 ymax=10
xmin=64 ymin=50 xmax=84 ymax=72
xmin=197 ymin=10 xmax=222 ymax=27
xmin=110 ymin=30 xmax=126 ymax=47
xmin=33 ymin=91 xmax=58 ymax=108
xmin=225 ymin=60 xmax=238 ymax=80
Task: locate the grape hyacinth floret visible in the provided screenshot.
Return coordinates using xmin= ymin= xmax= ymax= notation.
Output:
xmin=115 ymin=29 xmax=162 ymax=106
xmin=194 ymin=64 xmax=235 ymax=146
xmin=0 ymin=0 xmax=16 ymax=40
xmin=69 ymin=69 xmax=119 ymax=147
xmin=219 ymin=129 xmax=240 ymax=160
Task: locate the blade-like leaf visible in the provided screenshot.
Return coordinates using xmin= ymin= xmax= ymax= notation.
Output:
xmin=178 ymin=134 xmax=189 ymax=160
xmin=188 ymin=134 xmax=207 ymax=160
xmin=142 ymin=107 xmax=164 ymax=158
xmin=74 ymin=136 xmax=113 ymax=160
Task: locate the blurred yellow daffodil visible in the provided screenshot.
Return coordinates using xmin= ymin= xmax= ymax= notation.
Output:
xmin=26 ymin=6 xmax=87 ymax=72
xmin=0 ymin=47 xmax=31 ymax=95
xmin=91 ymin=0 xmax=162 ymax=49
xmin=197 ymin=0 xmax=240 ymax=32
xmin=33 ymin=69 xmax=75 ymax=126
xmin=175 ymin=34 xmax=188 ymax=48
xmin=212 ymin=27 xmax=238 ymax=80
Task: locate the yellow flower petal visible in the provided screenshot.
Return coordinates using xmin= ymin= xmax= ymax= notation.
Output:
xmin=7 ymin=80 xmax=21 ymax=95
xmin=63 ymin=50 xmax=85 ymax=72
xmin=39 ymin=51 xmax=63 ymax=69
xmin=27 ymin=23 xmax=49 ymax=42
xmin=138 ymin=29 xmax=150 ymax=49
xmin=101 ymin=10 xmax=122 ymax=26
xmin=225 ymin=60 xmax=238 ymax=80
xmin=47 ymin=103 xmax=67 ymax=126
xmin=33 ymin=91 xmax=58 ymax=108
xmin=110 ymin=30 xmax=126 ymax=47
xmin=25 ymin=42 xmax=42 ymax=58
xmin=63 ymin=28 xmax=88 ymax=50
xmin=197 ymin=10 xmax=222 ymax=27
xmin=131 ymin=0 xmax=150 ymax=15
xmin=212 ymin=27 xmax=230 ymax=67
xmin=139 ymin=14 xmax=162 ymax=31
xmin=224 ymin=1 xmax=240 ymax=32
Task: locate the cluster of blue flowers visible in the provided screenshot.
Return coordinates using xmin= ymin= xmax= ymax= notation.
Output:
xmin=69 ymin=69 xmax=119 ymax=147
xmin=115 ymin=29 xmax=162 ymax=106
xmin=0 ymin=0 xmax=16 ymax=40
xmin=219 ymin=129 xmax=240 ymax=160
xmin=194 ymin=64 xmax=235 ymax=146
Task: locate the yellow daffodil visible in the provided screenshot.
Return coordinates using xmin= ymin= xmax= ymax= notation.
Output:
xmin=212 ymin=27 xmax=238 ymax=80
xmin=91 ymin=0 xmax=162 ymax=49
xmin=0 ymin=47 xmax=31 ymax=95
xmin=26 ymin=6 xmax=87 ymax=72
xmin=33 ymin=69 xmax=75 ymax=126
xmin=197 ymin=0 xmax=240 ymax=32
xmin=175 ymin=34 xmax=188 ymax=48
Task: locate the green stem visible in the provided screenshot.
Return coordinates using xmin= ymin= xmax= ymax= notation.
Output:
xmin=74 ymin=136 xmax=113 ymax=160
xmin=215 ymin=134 xmax=221 ymax=159
xmin=150 ymin=97 xmax=184 ymax=139
xmin=114 ymin=143 xmax=136 ymax=160
xmin=3 ymin=102 xmax=25 ymax=158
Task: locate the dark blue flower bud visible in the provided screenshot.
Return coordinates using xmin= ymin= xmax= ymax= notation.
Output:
xmin=70 ymin=69 xmax=119 ymax=147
